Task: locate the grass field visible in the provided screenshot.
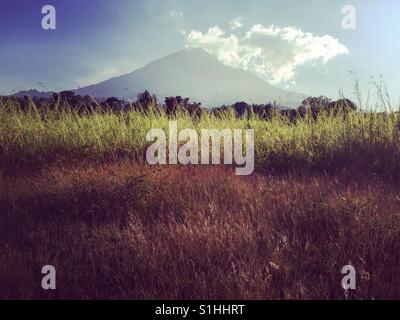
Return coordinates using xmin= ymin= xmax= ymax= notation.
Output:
xmin=1 ymin=99 xmax=400 ymax=299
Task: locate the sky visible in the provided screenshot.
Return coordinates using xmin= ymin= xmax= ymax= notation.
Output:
xmin=1 ymin=0 xmax=399 ymax=104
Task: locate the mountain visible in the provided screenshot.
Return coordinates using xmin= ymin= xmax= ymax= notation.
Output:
xmin=75 ymin=48 xmax=305 ymax=107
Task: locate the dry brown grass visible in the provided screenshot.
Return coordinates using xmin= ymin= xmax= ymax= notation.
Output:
xmin=1 ymin=160 xmax=400 ymax=299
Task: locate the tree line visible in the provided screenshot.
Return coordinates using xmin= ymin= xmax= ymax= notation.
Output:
xmin=1 ymin=90 xmax=357 ymax=121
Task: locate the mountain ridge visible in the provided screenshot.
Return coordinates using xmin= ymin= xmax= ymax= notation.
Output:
xmin=11 ymin=48 xmax=306 ymax=107
xmin=74 ymin=48 xmax=305 ymax=107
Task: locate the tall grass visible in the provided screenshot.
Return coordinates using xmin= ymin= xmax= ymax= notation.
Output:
xmin=1 ymin=98 xmax=400 ymax=179
xmin=2 ymin=96 xmax=400 ymax=299
xmin=2 ymin=163 xmax=400 ymax=299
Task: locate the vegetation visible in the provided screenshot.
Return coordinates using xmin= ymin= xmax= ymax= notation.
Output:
xmin=1 ymin=91 xmax=400 ymax=299
xmin=0 ymin=92 xmax=399 ymax=179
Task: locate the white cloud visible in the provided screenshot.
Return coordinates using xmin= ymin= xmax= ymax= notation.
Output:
xmin=185 ymin=24 xmax=349 ymax=84
xmin=230 ymin=17 xmax=243 ymax=30
xmin=170 ymin=10 xmax=183 ymax=18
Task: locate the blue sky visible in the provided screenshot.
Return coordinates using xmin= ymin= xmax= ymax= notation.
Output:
xmin=1 ymin=0 xmax=399 ymax=103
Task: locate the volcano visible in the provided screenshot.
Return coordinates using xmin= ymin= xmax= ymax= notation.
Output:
xmin=74 ymin=48 xmax=305 ymax=107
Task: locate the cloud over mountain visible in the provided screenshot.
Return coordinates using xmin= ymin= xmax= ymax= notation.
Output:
xmin=185 ymin=24 xmax=349 ymax=85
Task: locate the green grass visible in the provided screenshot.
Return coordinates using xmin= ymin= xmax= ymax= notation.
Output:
xmin=1 ymin=99 xmax=400 ymax=179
